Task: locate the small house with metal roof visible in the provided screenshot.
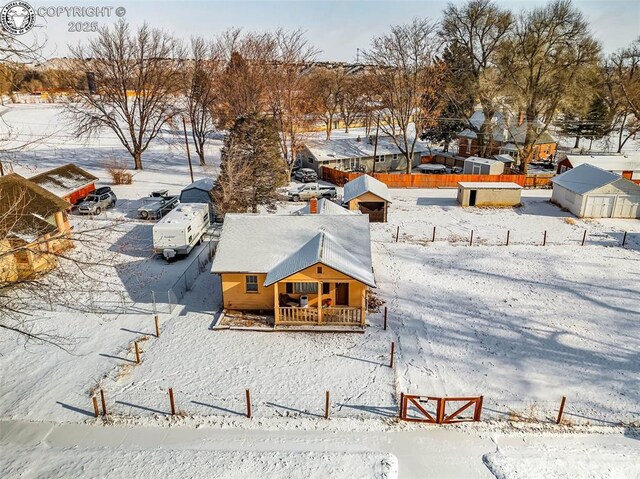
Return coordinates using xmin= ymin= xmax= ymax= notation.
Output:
xmin=551 ymin=164 xmax=640 ymax=218
xmin=211 ymin=213 xmax=375 ymax=328
xmin=342 ymin=174 xmax=391 ymax=222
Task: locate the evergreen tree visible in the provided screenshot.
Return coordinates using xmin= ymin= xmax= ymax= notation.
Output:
xmin=214 ymin=114 xmax=288 ymax=216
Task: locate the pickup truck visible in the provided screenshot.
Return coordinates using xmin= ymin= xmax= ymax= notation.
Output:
xmin=287 ymin=183 xmax=337 ymax=202
xmin=138 ymin=190 xmax=179 ymax=220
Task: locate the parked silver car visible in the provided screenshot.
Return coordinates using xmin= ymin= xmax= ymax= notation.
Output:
xmin=76 ymin=186 xmax=117 ymax=215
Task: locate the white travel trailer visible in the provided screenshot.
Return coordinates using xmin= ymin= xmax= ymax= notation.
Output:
xmin=152 ymin=203 xmax=209 ymax=260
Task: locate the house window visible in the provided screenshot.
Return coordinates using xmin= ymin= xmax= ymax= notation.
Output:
xmin=245 ymin=275 xmax=258 ymax=293
xmin=317 ymin=266 xmax=323 ymax=274
xmin=322 ymin=282 xmax=330 ymax=294
xmin=392 ymin=153 xmax=398 ymax=160
xmin=294 ymin=282 xmax=317 ymax=294
xmin=309 ymin=158 xmax=314 ymax=163
xmin=375 ymin=155 xmax=385 ymax=163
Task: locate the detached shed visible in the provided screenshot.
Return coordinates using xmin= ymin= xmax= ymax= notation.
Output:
xmin=457 ymin=182 xmax=522 ymax=207
xmin=343 ymin=174 xmax=391 ymax=222
xmin=551 ymin=164 xmax=640 ymax=218
xmin=29 ymin=163 xmax=98 ymax=205
xmin=463 ymin=157 xmax=505 ymax=175
xmin=180 ymin=178 xmax=215 ymax=219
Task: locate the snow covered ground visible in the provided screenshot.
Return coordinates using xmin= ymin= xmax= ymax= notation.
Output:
xmin=1 ymin=104 xmax=639 ymax=477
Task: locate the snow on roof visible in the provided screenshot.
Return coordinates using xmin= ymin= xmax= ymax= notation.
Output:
xmin=303 ymin=137 xmax=431 ymax=163
xmin=494 ymin=154 xmax=516 ymax=164
xmin=551 ymin=164 xmax=622 ymax=194
xmin=264 ymin=230 xmax=375 ymax=287
xmin=182 ymin=178 xmax=215 ymax=192
xmin=293 ymin=198 xmax=358 ymax=216
xmin=153 ymin=203 xmax=208 ymax=228
xmin=29 ymin=164 xmax=98 ymax=198
xmin=211 ymin=214 xmax=374 ymax=286
xmin=464 ymin=156 xmax=502 ymax=166
xmin=565 ymin=154 xmax=640 ymax=172
xmin=458 ymin=182 xmax=522 ymax=189
xmin=458 ymin=110 xmax=556 ymax=145
xmin=343 ymin=174 xmax=391 ymax=203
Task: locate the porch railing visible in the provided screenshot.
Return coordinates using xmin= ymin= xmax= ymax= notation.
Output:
xmin=277 ymin=307 xmax=361 ymax=326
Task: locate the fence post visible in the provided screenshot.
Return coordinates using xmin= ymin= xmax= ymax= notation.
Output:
xmin=389 ymin=341 xmax=395 ymax=368
xmin=469 ymin=230 xmax=474 ymax=246
xmin=474 ymin=396 xmax=484 ymax=421
xmin=395 ymin=226 xmax=400 ymax=243
xmin=92 ymin=396 xmax=99 ymax=418
xmin=506 ymin=230 xmax=510 ymax=246
xmin=169 ymin=388 xmax=176 ymax=415
xmin=245 ymin=389 xmax=252 ymax=418
xmin=100 ymin=389 xmax=107 ymax=417
xmin=155 ymin=315 xmax=160 ymax=338
xmin=399 ymin=392 xmax=405 ymax=419
xmin=582 ymin=230 xmax=587 ymax=246
xmin=383 ymin=306 xmax=388 ymax=331
xmin=134 ymin=341 xmax=140 ymax=364
xmin=325 ymin=391 xmax=330 ymax=419
xmin=556 ymin=396 xmax=566 ymax=424
xmin=432 ymin=226 xmax=436 ymax=242
xmin=437 ymin=397 xmax=445 ymax=424
xmin=622 ymin=231 xmax=627 ymax=246
xmin=543 ymin=230 xmax=547 ymax=246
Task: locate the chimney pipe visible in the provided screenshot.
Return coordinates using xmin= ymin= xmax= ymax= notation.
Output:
xmin=309 ymin=197 xmax=318 ymax=214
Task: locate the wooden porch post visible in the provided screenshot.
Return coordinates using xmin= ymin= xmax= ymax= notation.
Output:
xmin=361 ymin=287 xmax=367 ymax=326
xmin=317 ymin=281 xmax=323 ymax=324
xmin=273 ymin=282 xmax=280 ymax=326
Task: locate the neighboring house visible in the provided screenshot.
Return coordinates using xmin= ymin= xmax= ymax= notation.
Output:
xmin=293 ymin=197 xmax=357 ymax=216
xmin=211 ymin=213 xmax=376 ymax=328
xmin=180 ymin=178 xmax=216 ymax=219
xmin=0 ymin=174 xmax=73 ymax=283
xmin=298 ymin=136 xmax=432 ymax=177
xmin=457 ymin=182 xmax=522 ymax=207
xmin=551 ymin=164 xmax=640 ymax=218
xmin=457 ymin=110 xmax=557 ymax=162
xmin=462 ymin=157 xmax=505 ymax=175
xmin=343 ymin=174 xmax=391 ymax=223
xmin=556 ymin=154 xmax=640 ymax=183
xmin=29 ymin=163 xmax=98 ymax=205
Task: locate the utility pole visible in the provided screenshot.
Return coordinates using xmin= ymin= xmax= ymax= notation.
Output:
xmin=372 ymin=115 xmax=380 ymax=174
xmin=182 ymin=116 xmax=194 ymax=183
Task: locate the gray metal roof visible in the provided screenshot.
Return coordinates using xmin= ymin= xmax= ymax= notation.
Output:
xmin=303 ymin=137 xmax=431 ymax=163
xmin=343 ymin=174 xmax=392 ymax=203
xmin=293 ymin=198 xmax=358 ymax=216
xmin=551 ymin=164 xmax=622 ymax=194
xmin=464 ymin=156 xmax=502 ymax=166
xmin=182 ymin=177 xmax=215 ymax=192
xmin=264 ymin=230 xmax=375 ymax=287
xmin=211 ymin=214 xmax=375 ymax=286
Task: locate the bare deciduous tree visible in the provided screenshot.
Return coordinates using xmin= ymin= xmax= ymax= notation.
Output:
xmin=363 ymin=18 xmax=442 ymax=173
xmin=65 ymin=20 xmax=186 ymax=170
xmin=440 ymin=0 xmax=512 ymax=157
xmin=307 ymin=68 xmax=345 ymax=139
xmin=496 ymin=0 xmax=600 ymax=172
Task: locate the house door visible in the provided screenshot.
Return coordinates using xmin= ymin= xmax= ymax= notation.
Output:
xmin=335 ymin=283 xmax=349 ymax=306
xmin=469 ymin=190 xmax=477 ymax=206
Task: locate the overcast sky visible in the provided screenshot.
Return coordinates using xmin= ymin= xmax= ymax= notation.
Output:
xmin=31 ymin=0 xmax=640 ymax=61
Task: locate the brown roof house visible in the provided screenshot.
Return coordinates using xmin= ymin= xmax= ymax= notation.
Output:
xmin=29 ymin=163 xmax=98 ymax=204
xmin=0 ymin=173 xmax=73 ymax=283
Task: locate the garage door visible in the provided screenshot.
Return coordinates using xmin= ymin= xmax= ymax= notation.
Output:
xmin=614 ymin=196 xmax=640 ymax=218
xmin=584 ymin=195 xmax=614 ymax=218
xmin=358 ymin=201 xmax=385 ymax=222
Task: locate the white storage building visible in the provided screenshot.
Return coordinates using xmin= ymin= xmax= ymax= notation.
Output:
xmin=551 ymin=164 xmax=640 ymax=218
xmin=463 ymin=157 xmax=505 ymax=175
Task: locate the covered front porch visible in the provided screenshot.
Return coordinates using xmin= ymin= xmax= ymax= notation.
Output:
xmin=274 ymin=279 xmax=366 ymax=327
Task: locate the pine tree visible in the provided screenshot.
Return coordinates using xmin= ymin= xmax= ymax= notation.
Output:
xmin=214 ymin=114 xmax=289 ymax=217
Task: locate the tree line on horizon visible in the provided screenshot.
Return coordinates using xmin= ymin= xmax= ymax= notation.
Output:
xmin=0 ymin=0 xmax=638 ymax=176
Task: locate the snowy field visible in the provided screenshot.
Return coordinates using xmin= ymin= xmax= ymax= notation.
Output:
xmin=1 ymin=104 xmax=639 ymax=477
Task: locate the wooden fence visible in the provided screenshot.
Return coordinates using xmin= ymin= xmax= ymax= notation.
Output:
xmin=321 ymin=166 xmax=554 ymax=189
xmin=399 ymin=394 xmax=483 ymax=424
